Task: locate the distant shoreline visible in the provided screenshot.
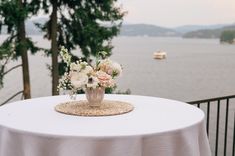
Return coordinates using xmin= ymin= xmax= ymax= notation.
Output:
xmin=1 ymin=21 xmax=234 ymax=38
xmin=0 ymin=34 xmax=221 ymax=40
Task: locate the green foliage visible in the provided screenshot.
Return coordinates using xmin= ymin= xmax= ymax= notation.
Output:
xmin=0 ymin=0 xmax=41 ymax=90
xmin=220 ymin=30 xmax=235 ymax=44
xmin=105 ymin=88 xmax=131 ymax=95
xmin=35 ymin=0 xmax=124 ymax=95
xmin=0 ymin=0 xmax=41 ymax=57
xmin=37 ymin=0 xmax=124 ymax=59
xmin=0 ymin=42 xmax=13 ymax=88
xmin=35 ymin=0 xmax=125 ymax=88
xmin=0 ymin=0 xmax=26 ymax=33
xmin=183 ymin=25 xmax=235 ymax=39
xmin=0 ymin=0 xmax=125 ymax=95
xmin=0 ymin=39 xmax=15 ymax=59
xmin=0 ymin=0 xmax=41 ymax=55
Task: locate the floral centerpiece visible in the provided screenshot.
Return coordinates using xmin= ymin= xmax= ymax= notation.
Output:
xmin=58 ymin=47 xmax=122 ymax=107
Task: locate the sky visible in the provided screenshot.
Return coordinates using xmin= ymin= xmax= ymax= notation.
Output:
xmin=118 ymin=0 xmax=235 ymax=27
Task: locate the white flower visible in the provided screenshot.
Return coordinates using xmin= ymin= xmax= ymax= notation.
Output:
xmin=60 ymin=47 xmax=71 ymax=65
xmin=80 ymin=61 xmax=88 ymax=70
xmin=81 ymin=66 xmax=93 ymax=74
xmin=57 ymin=72 xmax=71 ymax=90
xmin=111 ymin=62 xmax=122 ymax=77
xmin=58 ymin=48 xmax=122 ymax=95
xmin=98 ymin=59 xmax=113 ymax=75
xmin=98 ymin=59 xmax=122 ymax=77
xmin=70 ymin=63 xmax=81 ymax=71
xmin=70 ymin=72 xmax=88 ymax=89
xmin=87 ymin=76 xmax=99 ymax=89
xmin=98 ymin=59 xmax=111 ymax=69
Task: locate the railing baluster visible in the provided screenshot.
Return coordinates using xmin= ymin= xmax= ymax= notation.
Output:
xmin=233 ymin=112 xmax=235 ymax=156
xmin=187 ymin=95 xmax=235 ymax=156
xmin=197 ymin=103 xmax=200 ymax=108
xmin=215 ymin=100 xmax=220 ymax=156
xmin=206 ymin=101 xmax=210 ymax=136
xmin=223 ymin=99 xmax=229 ymax=156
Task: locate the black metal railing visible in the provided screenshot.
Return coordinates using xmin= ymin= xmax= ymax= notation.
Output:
xmin=188 ymin=95 xmax=235 ymax=156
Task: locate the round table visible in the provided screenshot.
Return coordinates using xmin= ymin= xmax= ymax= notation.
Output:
xmin=0 ymin=95 xmax=211 ymax=156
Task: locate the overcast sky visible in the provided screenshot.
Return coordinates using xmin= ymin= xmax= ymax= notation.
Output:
xmin=118 ymin=0 xmax=235 ymax=27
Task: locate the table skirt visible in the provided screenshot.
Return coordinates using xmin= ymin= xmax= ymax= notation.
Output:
xmin=0 ymin=119 xmax=211 ymax=156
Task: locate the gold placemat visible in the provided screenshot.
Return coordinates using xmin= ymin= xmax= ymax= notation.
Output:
xmin=55 ymin=100 xmax=134 ymax=116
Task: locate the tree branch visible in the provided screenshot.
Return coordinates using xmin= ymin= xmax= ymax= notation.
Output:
xmin=0 ymin=90 xmax=23 ymax=106
xmin=3 ymin=64 xmax=22 ymax=76
xmin=3 ymin=56 xmax=10 ymax=66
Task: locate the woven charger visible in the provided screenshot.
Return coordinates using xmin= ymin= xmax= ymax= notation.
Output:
xmin=55 ymin=100 xmax=134 ymax=117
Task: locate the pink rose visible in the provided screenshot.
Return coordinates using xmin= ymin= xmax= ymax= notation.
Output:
xmin=96 ymin=71 xmax=115 ymax=88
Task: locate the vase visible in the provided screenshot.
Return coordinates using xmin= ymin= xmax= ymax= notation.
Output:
xmin=85 ymin=87 xmax=105 ymax=107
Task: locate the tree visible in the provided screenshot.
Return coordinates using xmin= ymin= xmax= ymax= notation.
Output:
xmin=0 ymin=0 xmax=40 ymax=100
xmin=37 ymin=0 xmax=125 ymax=95
xmin=220 ymin=30 xmax=235 ymax=44
xmin=59 ymin=0 xmax=125 ymax=58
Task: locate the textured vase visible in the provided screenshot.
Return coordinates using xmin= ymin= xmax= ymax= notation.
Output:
xmin=85 ymin=87 xmax=105 ymax=107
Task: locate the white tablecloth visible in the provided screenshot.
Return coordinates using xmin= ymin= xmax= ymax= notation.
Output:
xmin=0 ymin=95 xmax=211 ymax=156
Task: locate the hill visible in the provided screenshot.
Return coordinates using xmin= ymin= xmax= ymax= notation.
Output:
xmin=174 ymin=24 xmax=227 ymax=33
xmin=0 ymin=17 xmax=233 ymax=38
xmin=120 ymin=24 xmax=179 ymax=37
xmin=1 ymin=21 xmax=180 ymax=37
xmin=183 ymin=25 xmax=235 ymax=38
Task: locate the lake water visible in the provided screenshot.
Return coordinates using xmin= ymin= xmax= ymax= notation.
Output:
xmin=0 ymin=36 xmax=235 ymax=103
xmin=0 ymin=35 xmax=235 ymax=155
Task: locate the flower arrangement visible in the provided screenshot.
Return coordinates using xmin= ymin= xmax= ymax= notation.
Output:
xmin=58 ymin=47 xmax=122 ymax=98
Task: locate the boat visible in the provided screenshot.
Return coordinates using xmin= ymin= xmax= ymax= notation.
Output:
xmin=153 ymin=51 xmax=167 ymax=59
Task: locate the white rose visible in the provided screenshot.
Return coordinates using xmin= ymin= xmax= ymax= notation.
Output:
xmin=70 ymin=72 xmax=88 ymax=89
xmin=111 ymin=62 xmax=122 ymax=77
xmin=70 ymin=63 xmax=81 ymax=71
xmin=81 ymin=65 xmax=93 ymax=74
xmin=80 ymin=61 xmax=88 ymax=69
xmin=98 ymin=59 xmax=112 ymax=73
xmin=98 ymin=59 xmax=122 ymax=77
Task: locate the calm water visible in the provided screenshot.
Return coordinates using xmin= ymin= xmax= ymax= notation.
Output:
xmin=0 ymin=35 xmax=235 ymax=155
xmin=0 ymin=36 xmax=235 ymax=103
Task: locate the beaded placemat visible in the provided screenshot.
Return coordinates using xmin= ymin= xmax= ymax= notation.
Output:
xmin=55 ymin=100 xmax=134 ymax=116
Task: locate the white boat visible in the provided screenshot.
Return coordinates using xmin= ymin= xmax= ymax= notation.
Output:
xmin=153 ymin=51 xmax=167 ymax=59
